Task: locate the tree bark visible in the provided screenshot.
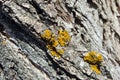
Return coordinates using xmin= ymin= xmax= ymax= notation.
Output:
xmin=0 ymin=0 xmax=120 ymax=80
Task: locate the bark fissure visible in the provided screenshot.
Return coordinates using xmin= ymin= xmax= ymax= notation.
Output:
xmin=0 ymin=0 xmax=120 ymax=80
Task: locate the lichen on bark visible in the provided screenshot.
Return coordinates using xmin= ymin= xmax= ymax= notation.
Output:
xmin=0 ymin=0 xmax=120 ymax=80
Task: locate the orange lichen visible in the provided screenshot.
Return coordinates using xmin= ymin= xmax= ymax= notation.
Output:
xmin=41 ymin=29 xmax=71 ymax=58
xmin=84 ymin=51 xmax=103 ymax=64
xmin=50 ymin=50 xmax=61 ymax=58
xmin=46 ymin=45 xmax=53 ymax=51
xmin=58 ymin=29 xmax=71 ymax=46
xmin=41 ymin=29 xmax=52 ymax=40
xmin=50 ymin=37 xmax=59 ymax=47
xmin=90 ymin=64 xmax=101 ymax=74
xmin=50 ymin=49 xmax=64 ymax=58
xmin=84 ymin=51 xmax=103 ymax=74
xmin=57 ymin=49 xmax=64 ymax=55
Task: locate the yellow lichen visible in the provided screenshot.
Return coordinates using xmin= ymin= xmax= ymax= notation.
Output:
xmin=50 ymin=50 xmax=61 ymax=58
xmin=50 ymin=37 xmax=59 ymax=47
xmin=90 ymin=65 xmax=101 ymax=74
xmin=84 ymin=51 xmax=103 ymax=64
xmin=46 ymin=45 xmax=53 ymax=51
xmin=50 ymin=49 xmax=64 ymax=58
xmin=41 ymin=29 xmax=52 ymax=40
xmin=58 ymin=29 xmax=71 ymax=46
xmin=84 ymin=51 xmax=103 ymax=74
xmin=57 ymin=49 xmax=64 ymax=55
xmin=57 ymin=37 xmax=66 ymax=46
xmin=41 ymin=29 xmax=70 ymax=58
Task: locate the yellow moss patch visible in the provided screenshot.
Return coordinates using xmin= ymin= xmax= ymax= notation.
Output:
xmin=84 ymin=51 xmax=103 ymax=74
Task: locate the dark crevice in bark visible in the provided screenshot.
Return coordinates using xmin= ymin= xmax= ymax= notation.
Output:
xmin=2 ymin=5 xmax=14 ymax=14
xmin=0 ymin=12 xmax=52 ymax=79
xmin=99 ymin=14 xmax=107 ymax=23
xmin=0 ymin=63 xmax=4 ymax=70
xmin=1 ymin=6 xmax=82 ymax=80
xmin=74 ymin=16 xmax=88 ymax=32
xmin=73 ymin=0 xmax=78 ymax=7
xmin=103 ymin=66 xmax=113 ymax=80
xmin=1 ymin=0 xmax=120 ymax=80
xmin=0 ymin=23 xmax=5 ymax=32
xmin=109 ymin=58 xmax=117 ymax=66
xmin=14 ymin=2 xmax=37 ymax=17
xmin=102 ymin=28 xmax=106 ymax=47
xmin=87 ymin=0 xmax=98 ymax=9
xmin=114 ymin=30 xmax=120 ymax=44
xmin=64 ymin=0 xmax=93 ymax=35
xmin=82 ymin=72 xmax=98 ymax=80
xmin=115 ymin=0 xmax=119 ymax=8
xmin=28 ymin=57 xmax=51 ymax=79
xmin=29 ymin=0 xmax=48 ymax=17
xmin=64 ymin=2 xmax=74 ymax=13
xmin=115 ymin=59 xmax=120 ymax=66
xmin=81 ymin=34 xmax=86 ymax=42
xmin=61 ymin=56 xmax=75 ymax=65
xmin=0 ymin=11 xmax=47 ymax=52
xmin=29 ymin=0 xmax=57 ymax=26
xmin=74 ymin=12 xmax=101 ymax=50
xmin=45 ymin=52 xmax=82 ymax=80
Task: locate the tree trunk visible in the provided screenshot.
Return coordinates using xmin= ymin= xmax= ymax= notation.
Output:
xmin=0 ymin=0 xmax=120 ymax=80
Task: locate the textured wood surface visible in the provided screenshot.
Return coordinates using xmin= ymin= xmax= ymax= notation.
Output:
xmin=0 ymin=0 xmax=120 ymax=80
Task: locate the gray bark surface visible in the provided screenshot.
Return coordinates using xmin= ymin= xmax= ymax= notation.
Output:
xmin=0 ymin=0 xmax=120 ymax=80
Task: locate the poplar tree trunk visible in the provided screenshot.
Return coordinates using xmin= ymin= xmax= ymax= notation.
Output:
xmin=0 ymin=0 xmax=120 ymax=80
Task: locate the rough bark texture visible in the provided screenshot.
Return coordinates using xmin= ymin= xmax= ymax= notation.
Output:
xmin=0 ymin=0 xmax=120 ymax=80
